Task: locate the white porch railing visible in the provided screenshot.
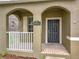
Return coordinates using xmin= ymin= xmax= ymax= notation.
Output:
xmin=7 ymin=32 xmax=33 ymax=52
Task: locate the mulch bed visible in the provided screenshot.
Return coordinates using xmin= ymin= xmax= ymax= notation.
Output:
xmin=3 ymin=54 xmax=37 ymax=59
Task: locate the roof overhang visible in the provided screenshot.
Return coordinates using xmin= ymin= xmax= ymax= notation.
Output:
xmin=0 ymin=0 xmax=75 ymax=5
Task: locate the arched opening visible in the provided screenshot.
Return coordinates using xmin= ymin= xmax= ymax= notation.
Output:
xmin=7 ymin=8 xmax=33 ymax=51
xmin=42 ymin=6 xmax=70 ymax=52
xmin=7 ymin=8 xmax=33 ymax=32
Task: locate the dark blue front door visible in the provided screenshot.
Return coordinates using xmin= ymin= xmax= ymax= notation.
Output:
xmin=48 ymin=19 xmax=60 ymax=43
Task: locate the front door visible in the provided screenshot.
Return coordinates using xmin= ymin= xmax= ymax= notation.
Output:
xmin=46 ymin=18 xmax=61 ymax=43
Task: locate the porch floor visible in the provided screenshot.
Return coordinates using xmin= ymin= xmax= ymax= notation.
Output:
xmin=41 ymin=43 xmax=69 ymax=56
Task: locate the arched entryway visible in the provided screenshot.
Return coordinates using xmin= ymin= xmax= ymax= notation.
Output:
xmin=7 ymin=8 xmax=33 ymax=51
xmin=41 ymin=6 xmax=71 ymax=53
xmin=7 ymin=8 xmax=33 ymax=32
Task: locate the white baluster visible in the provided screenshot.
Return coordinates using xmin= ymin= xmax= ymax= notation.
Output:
xmin=14 ymin=32 xmax=15 ymax=50
xmin=20 ymin=32 xmax=22 ymax=50
xmin=27 ymin=32 xmax=29 ymax=51
xmin=31 ymin=33 xmax=32 ymax=50
xmin=8 ymin=32 xmax=33 ymax=51
xmin=19 ymin=32 xmax=20 ymax=50
xmin=30 ymin=33 xmax=31 ymax=50
xmin=9 ymin=32 xmax=11 ymax=49
xmin=24 ymin=33 xmax=25 ymax=50
xmin=14 ymin=32 xmax=17 ymax=49
xmin=28 ymin=33 xmax=30 ymax=50
xmin=22 ymin=33 xmax=25 ymax=50
xmin=12 ymin=32 xmax=14 ymax=50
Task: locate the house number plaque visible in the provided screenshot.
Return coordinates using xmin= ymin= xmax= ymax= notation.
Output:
xmin=33 ymin=20 xmax=41 ymax=26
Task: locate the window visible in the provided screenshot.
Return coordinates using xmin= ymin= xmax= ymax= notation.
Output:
xmin=8 ymin=14 xmax=20 ymax=31
xmin=28 ymin=16 xmax=33 ymax=32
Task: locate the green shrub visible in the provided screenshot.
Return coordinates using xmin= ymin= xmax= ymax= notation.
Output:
xmin=0 ymin=49 xmax=8 ymax=59
xmin=40 ymin=55 xmax=45 ymax=59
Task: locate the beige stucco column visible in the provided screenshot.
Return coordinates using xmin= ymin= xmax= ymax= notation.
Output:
xmin=33 ymin=13 xmax=42 ymax=55
xmin=0 ymin=11 xmax=7 ymax=51
xmin=23 ymin=16 xmax=28 ymax=32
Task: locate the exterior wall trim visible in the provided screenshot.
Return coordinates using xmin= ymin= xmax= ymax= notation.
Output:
xmin=67 ymin=36 xmax=79 ymax=41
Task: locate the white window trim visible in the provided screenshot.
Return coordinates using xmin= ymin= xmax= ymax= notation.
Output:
xmin=45 ymin=17 xmax=62 ymax=44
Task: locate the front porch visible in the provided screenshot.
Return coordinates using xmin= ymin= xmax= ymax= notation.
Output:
xmin=6 ymin=6 xmax=70 ymax=59
xmin=7 ymin=32 xmax=69 ymax=56
xmin=41 ymin=43 xmax=69 ymax=56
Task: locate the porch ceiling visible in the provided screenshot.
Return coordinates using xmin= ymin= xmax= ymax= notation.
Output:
xmin=41 ymin=43 xmax=69 ymax=56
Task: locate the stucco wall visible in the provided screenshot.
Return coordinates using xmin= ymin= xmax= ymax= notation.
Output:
xmin=62 ymin=11 xmax=70 ymax=53
xmin=71 ymin=41 xmax=79 ymax=59
xmin=0 ymin=0 xmax=79 ymax=59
